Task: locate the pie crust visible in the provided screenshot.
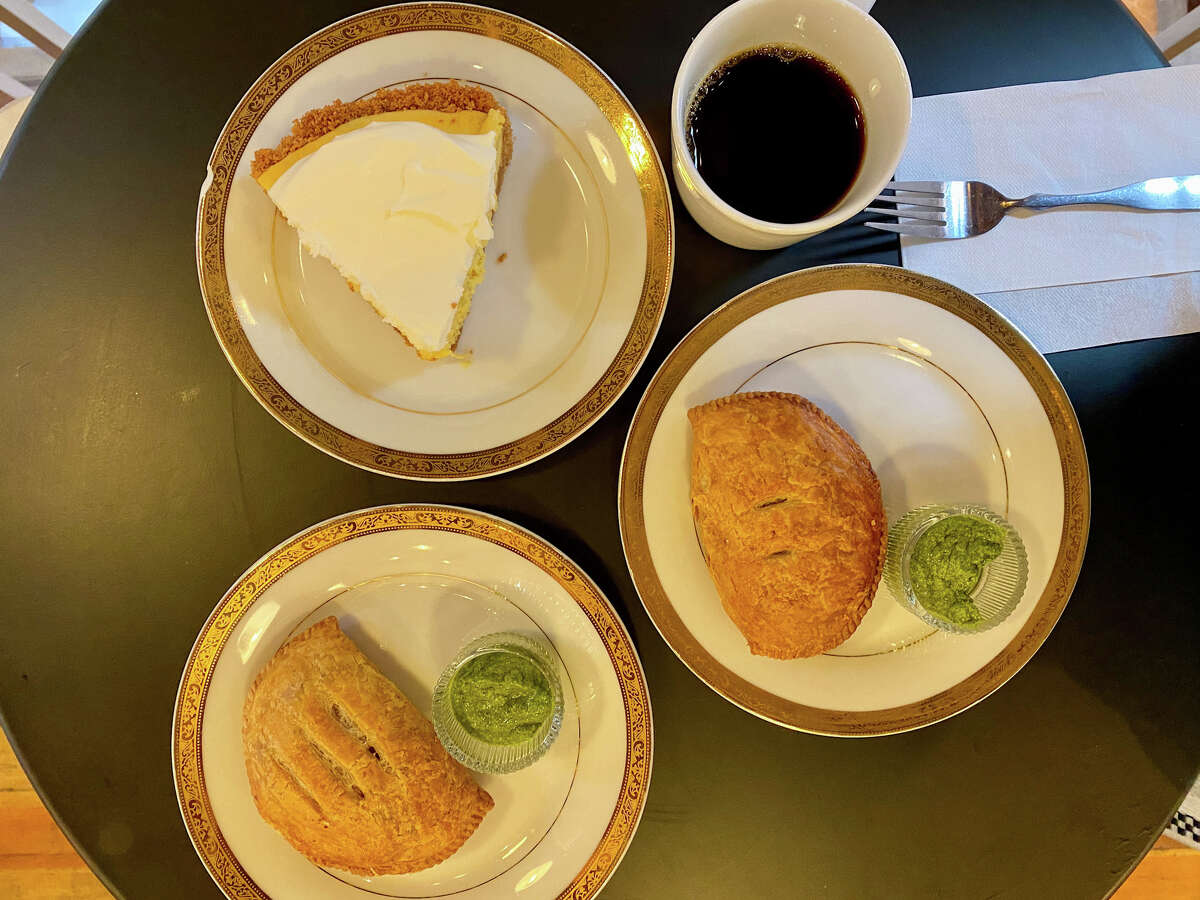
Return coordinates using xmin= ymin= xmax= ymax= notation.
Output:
xmin=242 ymin=617 xmax=493 ymax=875
xmin=687 ymin=391 xmax=887 ymax=658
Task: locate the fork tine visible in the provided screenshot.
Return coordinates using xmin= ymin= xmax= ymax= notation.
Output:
xmin=864 ymin=206 xmax=946 ymax=222
xmin=886 ymin=180 xmax=945 ymax=194
xmin=872 ymin=193 xmax=946 ymax=209
xmin=864 ymin=221 xmax=949 ymax=239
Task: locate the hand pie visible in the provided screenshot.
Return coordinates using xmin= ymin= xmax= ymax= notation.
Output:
xmin=242 ymin=617 xmax=493 ymax=875
xmin=688 ymin=392 xmax=886 ymax=658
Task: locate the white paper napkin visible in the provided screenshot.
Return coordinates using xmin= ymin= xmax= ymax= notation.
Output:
xmin=976 ymin=273 xmax=1200 ymax=354
xmin=897 ymin=65 xmax=1200 ymax=352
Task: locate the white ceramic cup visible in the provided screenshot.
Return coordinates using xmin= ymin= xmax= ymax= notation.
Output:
xmin=671 ymin=0 xmax=912 ymax=249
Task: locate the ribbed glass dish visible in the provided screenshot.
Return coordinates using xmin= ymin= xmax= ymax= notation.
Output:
xmin=432 ymin=632 xmax=564 ymax=774
xmin=884 ymin=503 xmax=1028 ymax=635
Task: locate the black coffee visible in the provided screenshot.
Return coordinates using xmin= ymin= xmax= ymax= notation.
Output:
xmin=685 ymin=45 xmax=865 ymax=224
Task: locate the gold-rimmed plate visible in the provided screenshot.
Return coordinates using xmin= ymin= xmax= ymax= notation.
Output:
xmin=197 ymin=3 xmax=673 ymax=479
xmin=173 ymin=504 xmax=651 ymax=899
xmin=618 ymin=265 xmax=1089 ymax=736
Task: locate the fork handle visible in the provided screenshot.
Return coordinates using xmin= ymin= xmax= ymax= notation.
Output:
xmin=1014 ymin=177 xmax=1200 ymax=212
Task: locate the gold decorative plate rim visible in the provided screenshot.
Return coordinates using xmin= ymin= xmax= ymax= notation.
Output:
xmin=172 ymin=504 xmax=653 ymax=899
xmin=617 ymin=263 xmax=1091 ymax=737
xmin=195 ymin=2 xmax=674 ymax=481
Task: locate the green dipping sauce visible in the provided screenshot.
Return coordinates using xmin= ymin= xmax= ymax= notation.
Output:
xmin=449 ymin=649 xmax=553 ymax=745
xmin=909 ymin=515 xmax=1005 ymax=625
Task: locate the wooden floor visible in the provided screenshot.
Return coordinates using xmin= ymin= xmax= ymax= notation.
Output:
xmin=1 ymin=735 xmax=110 ymax=899
xmin=0 ymin=732 xmax=1196 ymax=897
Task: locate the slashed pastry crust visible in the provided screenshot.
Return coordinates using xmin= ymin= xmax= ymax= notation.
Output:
xmin=687 ymin=391 xmax=887 ymax=658
xmin=242 ymin=617 xmax=493 ymax=875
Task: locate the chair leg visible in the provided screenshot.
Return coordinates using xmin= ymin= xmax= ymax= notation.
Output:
xmin=0 ymin=71 xmax=34 ymax=105
xmin=0 ymin=0 xmax=71 ymax=58
xmin=1157 ymin=6 xmax=1200 ymax=58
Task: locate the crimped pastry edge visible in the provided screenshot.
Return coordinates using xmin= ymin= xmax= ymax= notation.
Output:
xmin=241 ymin=617 xmax=494 ymax=875
xmin=296 ymin=785 xmax=493 ymax=877
xmin=689 ymin=391 xmax=888 ymax=659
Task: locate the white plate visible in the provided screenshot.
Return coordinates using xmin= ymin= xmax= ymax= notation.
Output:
xmin=619 ymin=265 xmax=1090 ymax=735
xmin=174 ymin=505 xmax=652 ymax=898
xmin=196 ymin=4 xmax=673 ymax=479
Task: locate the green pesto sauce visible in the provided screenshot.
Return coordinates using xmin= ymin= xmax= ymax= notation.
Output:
xmin=909 ymin=515 xmax=1005 ymax=625
xmin=449 ymin=650 xmax=552 ymax=745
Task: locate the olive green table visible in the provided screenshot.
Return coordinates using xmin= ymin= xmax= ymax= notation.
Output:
xmin=1 ymin=0 xmax=1196 ymax=897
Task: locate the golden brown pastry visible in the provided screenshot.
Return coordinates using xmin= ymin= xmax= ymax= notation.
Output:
xmin=242 ymin=617 xmax=493 ymax=875
xmin=688 ymin=391 xmax=886 ymax=658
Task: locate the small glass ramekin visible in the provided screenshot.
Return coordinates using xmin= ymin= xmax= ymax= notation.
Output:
xmin=884 ymin=503 xmax=1028 ymax=634
xmin=431 ymin=632 xmax=564 ymax=774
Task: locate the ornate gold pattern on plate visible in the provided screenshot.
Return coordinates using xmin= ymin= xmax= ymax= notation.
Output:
xmin=196 ymin=3 xmax=673 ymax=479
xmin=619 ymin=264 xmax=1091 ymax=736
xmin=173 ymin=505 xmax=652 ymax=899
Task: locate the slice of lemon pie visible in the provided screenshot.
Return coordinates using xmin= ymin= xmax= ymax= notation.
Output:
xmin=251 ymin=82 xmax=513 ymax=360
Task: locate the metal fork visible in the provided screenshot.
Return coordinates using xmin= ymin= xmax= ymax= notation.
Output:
xmin=865 ymin=176 xmax=1200 ymax=239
